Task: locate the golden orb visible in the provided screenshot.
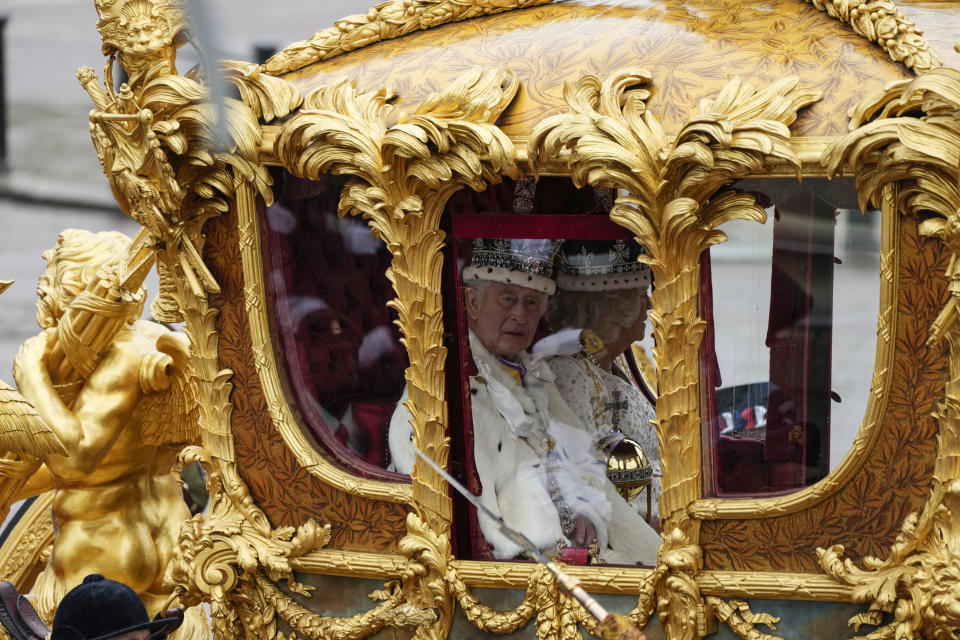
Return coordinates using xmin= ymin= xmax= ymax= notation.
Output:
xmin=602 ymin=436 xmax=653 ymax=503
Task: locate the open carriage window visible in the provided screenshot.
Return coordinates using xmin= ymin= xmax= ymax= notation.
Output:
xmin=704 ymin=177 xmax=877 ymax=495
xmin=415 ymin=178 xmax=662 ymax=566
xmin=260 ymin=170 xmax=408 ymax=478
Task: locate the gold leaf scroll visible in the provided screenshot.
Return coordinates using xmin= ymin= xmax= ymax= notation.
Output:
xmin=530 ymin=69 xmax=819 ymax=640
xmin=276 ymin=67 xmax=519 ymax=640
xmin=818 ymin=67 xmax=960 ymax=640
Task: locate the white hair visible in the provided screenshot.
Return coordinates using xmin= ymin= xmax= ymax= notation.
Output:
xmin=546 ymin=287 xmax=648 ymax=346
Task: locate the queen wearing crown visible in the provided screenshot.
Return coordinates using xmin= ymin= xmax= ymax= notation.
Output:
xmin=545 ymin=239 xmax=661 ymax=525
xmin=389 ymin=237 xmax=660 ymax=564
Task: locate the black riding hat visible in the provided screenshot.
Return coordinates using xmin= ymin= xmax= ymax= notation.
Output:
xmin=50 ymin=575 xmax=183 ymax=640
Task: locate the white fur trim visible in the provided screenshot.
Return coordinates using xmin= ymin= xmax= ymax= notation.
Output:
xmin=556 ymin=269 xmax=651 ymax=292
xmin=463 ymin=265 xmax=556 ymax=295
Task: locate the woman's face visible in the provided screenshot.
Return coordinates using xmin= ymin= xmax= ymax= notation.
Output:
xmin=626 ymin=292 xmax=651 ymax=342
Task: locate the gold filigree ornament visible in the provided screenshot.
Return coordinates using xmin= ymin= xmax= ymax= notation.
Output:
xmin=274 ymin=66 xmax=519 ymax=640
xmin=78 ymin=1 xmax=396 ymax=637
xmin=817 ymin=67 xmax=960 ymax=640
xmin=801 ymin=0 xmax=941 ymax=74
xmin=529 ymin=69 xmax=821 ymax=640
xmin=168 ymin=446 xmax=435 ymax=640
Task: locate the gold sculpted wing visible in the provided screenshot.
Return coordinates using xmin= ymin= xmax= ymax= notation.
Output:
xmin=817 ymin=67 xmax=960 ymax=640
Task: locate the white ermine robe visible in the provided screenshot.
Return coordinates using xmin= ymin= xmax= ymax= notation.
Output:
xmin=390 ymin=332 xmax=660 ymax=564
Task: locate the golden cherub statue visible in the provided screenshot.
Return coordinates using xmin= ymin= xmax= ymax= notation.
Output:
xmin=8 ymin=229 xmax=202 ymax=635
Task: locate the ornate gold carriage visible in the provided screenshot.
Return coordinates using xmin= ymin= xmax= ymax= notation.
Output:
xmin=3 ymin=1 xmax=960 ymax=639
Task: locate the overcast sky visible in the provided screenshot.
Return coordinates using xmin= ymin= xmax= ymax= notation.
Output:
xmin=4 ymin=0 xmax=375 ymax=103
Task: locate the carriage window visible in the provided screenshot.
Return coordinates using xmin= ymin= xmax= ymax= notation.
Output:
xmin=438 ymin=177 xmax=660 ymax=566
xmin=261 ymin=170 xmax=407 ymax=477
xmin=705 ymin=177 xmax=876 ymax=495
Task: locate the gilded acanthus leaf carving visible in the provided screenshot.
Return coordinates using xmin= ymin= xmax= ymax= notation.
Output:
xmin=800 ymin=0 xmax=941 ymax=74
xmin=530 ymin=68 xmax=820 ymax=640
xmin=818 ymin=66 xmax=960 ymax=640
xmin=705 ymin=597 xmax=781 ymax=640
xmin=276 ymin=67 xmax=519 ymax=640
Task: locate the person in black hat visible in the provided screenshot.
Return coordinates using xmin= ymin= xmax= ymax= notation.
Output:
xmin=50 ymin=575 xmax=182 ymax=640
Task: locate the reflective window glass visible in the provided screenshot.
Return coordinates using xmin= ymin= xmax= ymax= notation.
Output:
xmin=429 ymin=178 xmax=659 ymax=565
xmin=704 ymin=178 xmax=876 ymax=495
xmin=262 ymin=171 xmax=408 ymax=476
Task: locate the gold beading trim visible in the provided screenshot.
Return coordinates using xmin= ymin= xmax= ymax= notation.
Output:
xmin=801 ymin=0 xmax=941 ymax=73
xmin=690 ymin=188 xmax=900 ymax=520
xmin=260 ymin=0 xmax=557 ymax=77
xmin=292 ymin=549 xmax=858 ymax=600
xmin=234 ymin=180 xmax=412 ymax=504
xmin=0 ymin=491 xmax=54 ymax=589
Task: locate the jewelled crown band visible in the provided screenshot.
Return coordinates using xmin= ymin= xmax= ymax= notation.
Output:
xmin=463 ymin=238 xmax=562 ymax=295
xmin=556 ymin=239 xmax=651 ymax=292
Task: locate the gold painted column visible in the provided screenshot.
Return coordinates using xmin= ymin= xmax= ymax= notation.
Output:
xmin=530 ymin=69 xmax=820 ymax=640
xmin=275 ymin=67 xmax=520 ymax=640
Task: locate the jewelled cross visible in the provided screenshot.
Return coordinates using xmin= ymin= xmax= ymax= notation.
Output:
xmin=604 ymin=390 xmax=628 ymax=428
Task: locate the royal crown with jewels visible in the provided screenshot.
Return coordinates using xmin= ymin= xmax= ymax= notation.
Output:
xmin=463 ymin=238 xmax=562 ymax=295
xmin=556 ymin=239 xmax=651 ymax=292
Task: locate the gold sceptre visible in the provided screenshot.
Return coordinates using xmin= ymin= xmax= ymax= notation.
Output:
xmin=42 ymin=228 xmax=158 ymax=407
xmin=413 ymin=449 xmax=647 ymax=640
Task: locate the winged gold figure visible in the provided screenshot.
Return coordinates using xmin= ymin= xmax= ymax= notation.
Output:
xmin=1 ymin=235 xmax=203 ymax=636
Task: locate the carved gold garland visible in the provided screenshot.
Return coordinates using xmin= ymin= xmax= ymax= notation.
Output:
xmin=815 ymin=67 xmax=960 ymax=640
xmin=260 ymin=0 xmax=557 ymax=77
xmin=800 ymin=0 xmax=941 ymax=74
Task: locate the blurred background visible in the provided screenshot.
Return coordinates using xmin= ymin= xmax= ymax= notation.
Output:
xmin=0 ymin=0 xmax=372 ymax=378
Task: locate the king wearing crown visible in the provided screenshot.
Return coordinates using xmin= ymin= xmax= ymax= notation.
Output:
xmin=390 ymin=237 xmax=660 ymax=564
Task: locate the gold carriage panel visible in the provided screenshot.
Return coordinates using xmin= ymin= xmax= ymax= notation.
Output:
xmin=277 ymin=0 xmax=911 ymax=139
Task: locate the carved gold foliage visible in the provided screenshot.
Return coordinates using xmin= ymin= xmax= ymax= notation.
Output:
xmin=824 ymin=68 xmax=960 ymax=347
xmin=275 ymin=66 xmax=519 ymax=640
xmin=257 ymin=576 xmax=436 ymax=639
xmin=168 ymin=446 xmax=331 ymax=638
xmin=0 ymin=491 xmax=54 ymax=589
xmin=816 ymin=66 xmax=960 ymax=640
xmin=801 ymin=0 xmax=941 ymax=74
xmin=261 ymin=0 xmax=556 ymax=76
xmin=530 ymin=68 xmax=819 ymax=640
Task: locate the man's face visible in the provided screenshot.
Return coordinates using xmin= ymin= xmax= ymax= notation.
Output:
xmin=465 ymin=281 xmax=548 ymax=360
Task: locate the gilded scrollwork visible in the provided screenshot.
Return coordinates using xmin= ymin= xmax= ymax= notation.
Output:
xmin=814 ymin=66 xmax=960 ymax=640
xmin=78 ymin=1 xmax=364 ymax=638
xmin=529 ymin=69 xmax=820 ymax=640
xmin=705 ymin=597 xmax=780 ymax=640
xmin=261 ymin=0 xmax=556 ymax=77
